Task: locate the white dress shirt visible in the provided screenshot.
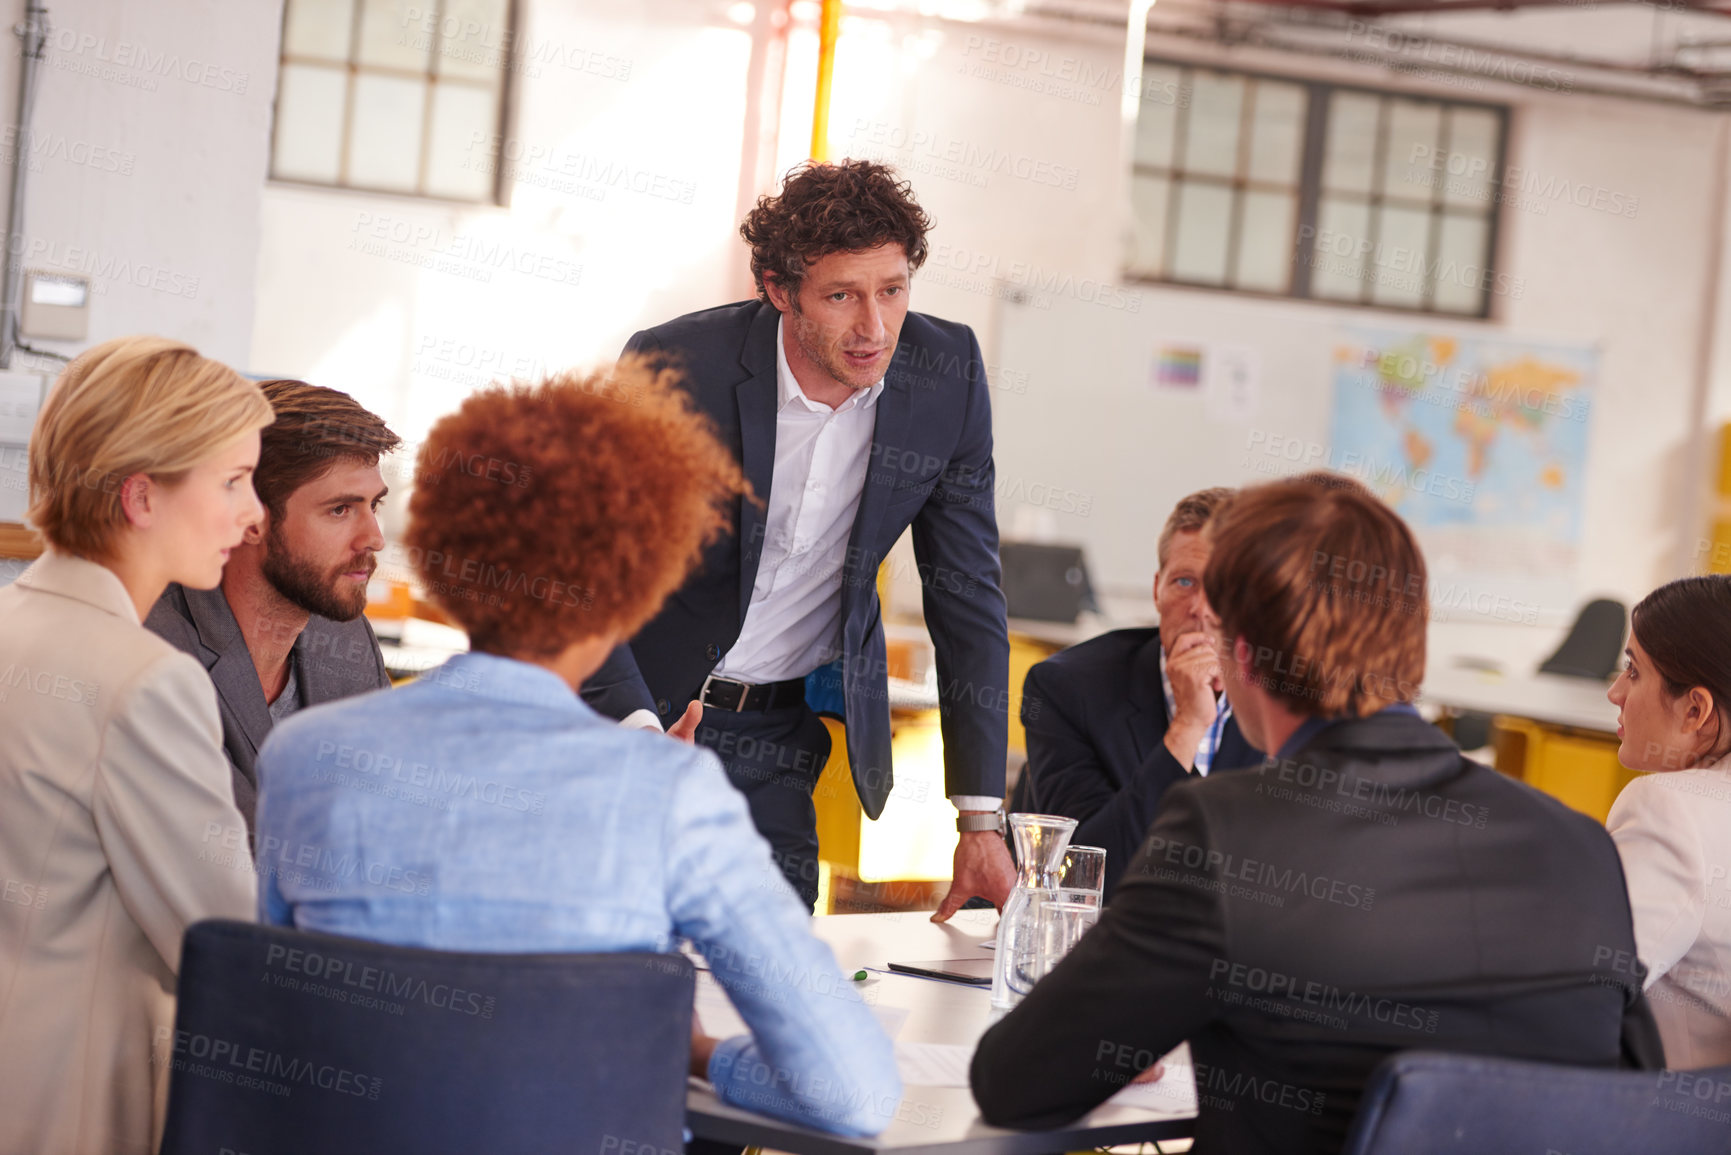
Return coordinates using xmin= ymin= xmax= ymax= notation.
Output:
xmin=705 ymin=319 xmax=997 ymax=814
xmin=1607 ymin=753 xmax=1731 ymax=1068
xmin=713 ymin=317 xmax=884 ymax=684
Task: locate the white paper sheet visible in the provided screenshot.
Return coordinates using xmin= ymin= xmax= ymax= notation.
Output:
xmin=694 ymin=970 xmax=910 ymax=1042
xmin=892 ymin=1039 xmax=1198 ymax=1118
xmin=894 ymin=1041 xmax=974 ymax=1087
xmin=1104 ymin=1042 xmax=1198 ymax=1117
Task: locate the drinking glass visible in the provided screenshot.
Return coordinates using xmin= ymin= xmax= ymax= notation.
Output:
xmin=1035 ymin=897 xmax=1098 ymax=980
xmin=1058 ymin=845 xmax=1107 ymax=907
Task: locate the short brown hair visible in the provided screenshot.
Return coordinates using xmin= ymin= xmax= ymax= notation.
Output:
xmin=253 ymin=380 xmax=401 ymax=519
xmin=27 ymin=335 xmax=273 ymax=562
xmin=1157 ymin=486 xmax=1235 ymax=569
xmin=740 ymin=159 xmax=932 ymax=302
xmin=404 ymin=357 xmax=749 ymax=657
xmin=1203 ymin=472 xmax=1427 ymax=717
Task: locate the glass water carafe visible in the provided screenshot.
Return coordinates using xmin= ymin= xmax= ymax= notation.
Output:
xmin=990 ymin=813 xmax=1078 ymax=1010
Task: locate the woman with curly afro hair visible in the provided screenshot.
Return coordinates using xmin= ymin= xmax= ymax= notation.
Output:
xmin=251 ymin=357 xmax=903 ymax=1138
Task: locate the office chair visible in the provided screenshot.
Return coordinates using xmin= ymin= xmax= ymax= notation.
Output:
xmin=160 ymin=920 xmax=694 ymax=1155
xmin=1538 ymin=598 xmax=1628 ymax=680
xmin=1340 ymin=1050 xmax=1731 ymax=1155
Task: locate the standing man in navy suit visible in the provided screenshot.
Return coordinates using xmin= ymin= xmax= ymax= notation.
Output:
xmin=1015 ymin=488 xmax=1263 ymax=898
xmin=581 ymin=161 xmax=1015 ymax=917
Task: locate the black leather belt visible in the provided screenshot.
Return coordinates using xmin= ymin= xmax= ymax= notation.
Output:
xmin=698 ymin=675 xmax=807 ymax=712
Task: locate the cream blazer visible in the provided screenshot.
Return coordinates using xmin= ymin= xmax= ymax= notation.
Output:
xmin=1607 ymin=753 xmax=1731 ymax=1068
xmin=0 ymin=550 xmax=254 ymax=1155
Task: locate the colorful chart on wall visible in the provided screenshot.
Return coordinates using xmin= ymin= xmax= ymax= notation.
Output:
xmin=1327 ymin=328 xmax=1597 ymax=622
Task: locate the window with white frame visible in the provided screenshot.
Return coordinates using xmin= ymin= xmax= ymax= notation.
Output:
xmin=272 ymin=0 xmax=510 ymax=202
xmin=1128 ymin=60 xmax=1508 ymax=317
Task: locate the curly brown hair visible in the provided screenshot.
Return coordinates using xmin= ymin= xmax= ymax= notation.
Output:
xmin=740 ymin=159 xmax=932 ymax=302
xmin=405 ymin=357 xmax=750 ymax=657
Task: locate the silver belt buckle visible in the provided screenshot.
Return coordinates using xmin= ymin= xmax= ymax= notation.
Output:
xmin=700 ymin=673 xmax=747 ymax=712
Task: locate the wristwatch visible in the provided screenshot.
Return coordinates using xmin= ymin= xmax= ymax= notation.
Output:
xmin=956 ymin=808 xmax=1006 ymax=835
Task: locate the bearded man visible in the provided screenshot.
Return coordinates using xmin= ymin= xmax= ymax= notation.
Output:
xmin=148 ymin=379 xmax=398 ymax=836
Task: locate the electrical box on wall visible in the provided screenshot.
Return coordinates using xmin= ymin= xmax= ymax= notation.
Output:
xmin=20 ymin=271 xmax=89 ymax=342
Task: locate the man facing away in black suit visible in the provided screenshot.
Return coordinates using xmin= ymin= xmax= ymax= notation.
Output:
xmin=1015 ymin=487 xmax=1263 ymax=898
xmin=972 ymin=472 xmax=1662 ymax=1155
xmin=580 ymin=160 xmax=1016 ymax=916
xmin=147 ymin=380 xmax=398 ymax=837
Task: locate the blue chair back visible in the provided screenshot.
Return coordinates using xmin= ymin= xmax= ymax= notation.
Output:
xmin=161 ymin=920 xmax=694 ymax=1155
xmin=1342 ymin=1050 xmax=1731 ymax=1155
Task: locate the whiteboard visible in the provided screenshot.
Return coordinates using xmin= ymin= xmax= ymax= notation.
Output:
xmin=987 ymin=285 xmax=1337 ymax=595
xmin=986 ymin=286 xmax=1590 ymax=633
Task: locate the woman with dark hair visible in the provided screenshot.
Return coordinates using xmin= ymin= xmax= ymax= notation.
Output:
xmin=253 ymin=358 xmax=902 ymax=1136
xmin=1607 ymin=574 xmax=1731 ymax=1066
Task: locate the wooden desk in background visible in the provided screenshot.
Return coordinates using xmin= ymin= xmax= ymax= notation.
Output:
xmin=0 ymin=523 xmax=42 ymax=561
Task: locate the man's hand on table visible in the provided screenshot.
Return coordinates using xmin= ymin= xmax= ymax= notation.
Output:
xmin=931 ymin=825 xmax=1015 ymax=923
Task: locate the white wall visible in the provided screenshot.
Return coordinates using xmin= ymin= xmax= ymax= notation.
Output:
xmin=247 ymin=1 xmax=1731 ymax=666
xmin=830 ymin=13 xmax=1727 ymax=670
xmin=0 ymin=0 xmax=282 ymax=367
xmin=250 ymin=0 xmax=758 ymax=454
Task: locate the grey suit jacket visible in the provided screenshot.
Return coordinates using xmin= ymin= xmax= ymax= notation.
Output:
xmin=145 ymin=583 xmax=391 ymax=833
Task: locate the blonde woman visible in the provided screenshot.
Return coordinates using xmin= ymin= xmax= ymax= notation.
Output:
xmin=0 ymin=337 xmax=270 ymax=1155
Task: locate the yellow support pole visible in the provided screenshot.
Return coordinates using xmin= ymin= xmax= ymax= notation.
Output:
xmin=810 ymin=0 xmax=842 ymax=160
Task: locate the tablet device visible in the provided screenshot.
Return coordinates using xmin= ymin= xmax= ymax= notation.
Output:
xmin=886 ymin=958 xmax=994 ymax=986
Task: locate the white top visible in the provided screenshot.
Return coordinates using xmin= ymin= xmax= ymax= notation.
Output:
xmin=714 ymin=316 xmax=884 ymax=684
xmin=1607 ymin=752 xmax=1731 ymax=1067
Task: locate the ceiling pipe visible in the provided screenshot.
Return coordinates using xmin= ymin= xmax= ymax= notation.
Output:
xmin=1013 ymin=0 xmax=1726 ymax=106
xmin=2 ymin=3 xmax=48 ymax=371
xmin=734 ymin=0 xmax=794 ymax=298
xmin=811 ymin=0 xmax=844 ymax=160
xmin=1678 ymin=114 xmax=1731 ymax=580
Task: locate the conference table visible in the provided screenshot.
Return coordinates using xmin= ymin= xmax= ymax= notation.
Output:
xmin=1420 ymin=662 xmax=1618 ymax=735
xmin=685 ymin=909 xmax=1197 ymax=1155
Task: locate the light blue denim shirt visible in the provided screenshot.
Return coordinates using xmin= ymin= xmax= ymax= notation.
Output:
xmin=254 ymin=651 xmax=902 ymax=1136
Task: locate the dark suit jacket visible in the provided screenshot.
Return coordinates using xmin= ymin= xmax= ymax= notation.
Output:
xmin=581 ymin=300 xmax=1010 ymax=818
xmin=145 ymin=584 xmax=391 ymax=833
xmin=1015 ymin=627 xmax=1261 ymax=898
xmin=972 ymin=709 xmax=1664 ymax=1155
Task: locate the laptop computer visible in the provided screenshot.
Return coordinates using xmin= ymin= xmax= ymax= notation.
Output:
xmin=1000 ymin=541 xmax=1095 ymax=623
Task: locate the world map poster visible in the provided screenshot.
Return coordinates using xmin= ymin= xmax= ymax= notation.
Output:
xmin=1328 ymin=327 xmax=1597 ymax=623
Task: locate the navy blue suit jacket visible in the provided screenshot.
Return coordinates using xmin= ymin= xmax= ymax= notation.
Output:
xmin=1015 ymin=626 xmax=1260 ymax=897
xmin=580 ymin=299 xmax=1010 ymax=819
